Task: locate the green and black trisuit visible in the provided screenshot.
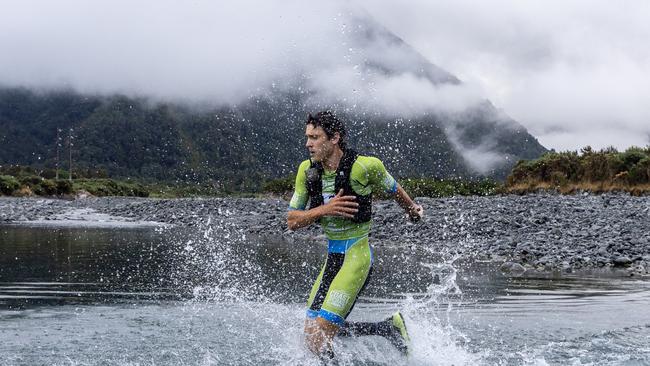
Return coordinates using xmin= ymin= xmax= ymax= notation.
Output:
xmin=289 ymin=149 xmax=410 ymax=353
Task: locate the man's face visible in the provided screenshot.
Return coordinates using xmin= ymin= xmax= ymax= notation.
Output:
xmin=305 ymin=124 xmax=338 ymax=162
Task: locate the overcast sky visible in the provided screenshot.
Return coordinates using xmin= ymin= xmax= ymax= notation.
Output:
xmin=1 ymin=0 xmax=649 ymax=151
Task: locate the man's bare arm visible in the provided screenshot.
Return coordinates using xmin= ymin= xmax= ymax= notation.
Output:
xmin=394 ymin=183 xmax=424 ymax=221
xmin=287 ymin=189 xmax=359 ymax=231
xmin=287 ymin=206 xmax=325 ymax=231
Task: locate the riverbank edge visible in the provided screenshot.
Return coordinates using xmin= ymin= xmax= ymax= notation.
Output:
xmin=1 ymin=195 xmax=648 ymax=280
xmin=3 ymin=179 xmax=650 ymax=199
xmin=506 ymin=182 xmax=650 ymax=196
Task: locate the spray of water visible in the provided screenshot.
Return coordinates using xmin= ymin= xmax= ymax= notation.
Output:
xmin=157 ymin=210 xmax=485 ymax=365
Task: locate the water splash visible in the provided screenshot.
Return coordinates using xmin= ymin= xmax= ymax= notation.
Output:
xmin=3 ymin=219 xmax=649 ymax=365
xmin=155 ymin=212 xmax=483 ymax=365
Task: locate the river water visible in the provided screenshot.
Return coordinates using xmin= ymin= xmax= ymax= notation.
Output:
xmin=1 ymin=221 xmax=649 ymax=365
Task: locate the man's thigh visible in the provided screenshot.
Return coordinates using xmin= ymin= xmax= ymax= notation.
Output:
xmin=319 ymin=240 xmax=372 ymax=323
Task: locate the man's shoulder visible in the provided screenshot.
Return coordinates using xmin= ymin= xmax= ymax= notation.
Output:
xmin=297 ymin=159 xmax=311 ymax=171
xmin=292 ymin=159 xmax=312 ymax=194
xmin=353 ymin=155 xmax=384 ymax=170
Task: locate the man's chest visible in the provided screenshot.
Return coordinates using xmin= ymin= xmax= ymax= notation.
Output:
xmin=321 ymin=173 xmax=336 ymax=203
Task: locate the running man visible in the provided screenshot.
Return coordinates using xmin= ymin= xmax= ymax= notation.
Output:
xmin=287 ymin=111 xmax=424 ymax=359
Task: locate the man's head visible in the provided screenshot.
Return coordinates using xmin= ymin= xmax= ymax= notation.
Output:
xmin=305 ymin=111 xmax=347 ymax=162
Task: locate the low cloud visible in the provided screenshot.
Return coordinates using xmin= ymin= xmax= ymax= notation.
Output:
xmin=0 ymin=0 xmax=481 ymax=115
xmin=359 ymin=0 xmax=650 ymax=151
xmin=306 ymin=68 xmax=483 ymax=117
xmin=0 ymin=1 xmax=344 ymax=103
xmin=3 ymin=1 xmax=647 ymax=152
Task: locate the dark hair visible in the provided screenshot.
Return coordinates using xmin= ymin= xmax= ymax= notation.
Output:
xmin=306 ymin=111 xmax=347 ymax=150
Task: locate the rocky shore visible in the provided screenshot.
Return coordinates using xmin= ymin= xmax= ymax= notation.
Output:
xmin=1 ymin=193 xmax=648 ymax=277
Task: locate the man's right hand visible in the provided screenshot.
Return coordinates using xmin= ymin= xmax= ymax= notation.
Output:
xmin=321 ymin=189 xmax=359 ymax=219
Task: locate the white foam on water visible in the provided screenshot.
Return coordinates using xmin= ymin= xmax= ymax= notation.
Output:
xmin=397 ymin=258 xmax=481 ymax=366
xmin=12 ymin=207 xmax=170 ymax=228
xmin=159 ymin=215 xmax=650 ymax=366
xmin=5 ymin=211 xmax=650 ymax=365
xmin=173 ymin=217 xmax=487 ymax=365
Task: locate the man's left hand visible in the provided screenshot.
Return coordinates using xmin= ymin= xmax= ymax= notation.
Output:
xmin=407 ymin=204 xmax=424 ymax=223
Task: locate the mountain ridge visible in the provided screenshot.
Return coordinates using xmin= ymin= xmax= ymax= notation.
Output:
xmin=0 ymin=13 xmax=546 ymax=188
xmin=0 ymin=86 xmax=546 ymax=190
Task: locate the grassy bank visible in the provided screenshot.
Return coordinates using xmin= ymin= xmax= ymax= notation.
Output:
xmin=262 ymin=175 xmax=500 ymax=198
xmin=0 ymin=165 xmax=222 ymax=198
xmin=506 ymin=146 xmax=650 ymax=195
xmin=0 ymin=175 xmax=150 ymax=198
xmin=0 ymin=172 xmax=501 ymax=199
xmin=11 ymin=145 xmax=649 ymax=199
xmin=0 ymin=174 xmax=239 ymax=198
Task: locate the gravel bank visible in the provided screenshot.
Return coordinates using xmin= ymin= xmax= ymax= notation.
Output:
xmin=1 ymin=194 xmax=648 ymax=277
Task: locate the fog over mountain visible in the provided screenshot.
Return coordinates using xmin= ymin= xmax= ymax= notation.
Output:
xmin=0 ymin=0 xmax=548 ymax=179
xmin=2 ymin=1 xmax=649 ymax=153
xmin=0 ymin=1 xmax=483 ymax=110
xmin=357 ymin=0 xmax=650 ymax=151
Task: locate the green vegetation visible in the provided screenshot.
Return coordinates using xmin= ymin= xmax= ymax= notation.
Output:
xmin=0 ymin=174 xmax=220 ymax=198
xmin=261 ymin=175 xmax=500 ymax=198
xmin=0 ymin=175 xmax=72 ymax=196
xmin=0 ymin=87 xmax=553 ymax=198
xmin=72 ymin=179 xmax=149 ymax=197
xmin=0 ymin=175 xmax=20 ymax=195
xmin=262 ymin=175 xmax=296 ymax=196
xmin=1 ymin=87 xmax=547 ymax=190
xmin=395 ymin=177 xmax=500 ymax=197
xmin=0 ymin=164 xmax=501 ymax=199
xmin=6 ymin=144 xmax=649 ymax=198
xmin=0 ymin=163 xmax=261 ymax=198
xmin=506 ymin=146 xmax=650 ymax=195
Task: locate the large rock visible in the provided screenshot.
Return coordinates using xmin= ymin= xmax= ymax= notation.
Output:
xmin=613 ymin=256 xmax=633 ymax=267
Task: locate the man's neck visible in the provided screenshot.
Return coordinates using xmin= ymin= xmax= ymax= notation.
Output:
xmin=322 ymin=148 xmax=344 ymax=171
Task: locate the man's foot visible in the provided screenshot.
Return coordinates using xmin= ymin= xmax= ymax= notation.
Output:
xmin=386 ymin=311 xmax=410 ymax=356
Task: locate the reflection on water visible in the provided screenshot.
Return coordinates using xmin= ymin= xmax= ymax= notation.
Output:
xmin=1 ymin=224 xmax=649 ymax=365
xmin=0 ymin=225 xmax=185 ymax=308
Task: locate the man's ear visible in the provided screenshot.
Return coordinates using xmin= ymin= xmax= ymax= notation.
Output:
xmin=331 ymin=132 xmax=341 ymax=145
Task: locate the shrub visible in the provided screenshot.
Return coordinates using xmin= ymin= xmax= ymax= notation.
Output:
xmin=125 ymin=183 xmax=149 ymax=197
xmin=0 ymin=175 xmax=20 ymax=195
xmin=37 ymin=179 xmax=58 ymax=196
xmin=55 ymin=180 xmax=73 ymax=195
xmin=602 ymin=146 xmax=619 ymax=154
xmin=263 ymin=176 xmax=295 ymax=195
xmin=603 ymin=155 xmax=624 ymax=178
xmin=507 ymin=145 xmax=650 ymax=189
xmin=40 ymin=169 xmax=58 ymax=179
xmin=628 ymin=157 xmax=650 ymax=184
xmin=73 ymin=179 xmax=149 ymax=197
xmin=507 ymin=160 xmax=533 ymax=185
xmin=397 ymin=178 xmax=498 ymax=198
xmin=581 ymin=153 xmax=609 ymax=182
xmin=549 ymin=171 xmax=568 ymax=187
xmin=621 ymin=147 xmax=647 ymax=170
xmin=19 ymin=175 xmax=44 ymax=186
